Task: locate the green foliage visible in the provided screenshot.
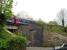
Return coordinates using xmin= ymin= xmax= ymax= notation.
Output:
xmin=36 ymin=20 xmax=65 ymax=33
xmin=0 ymin=0 xmax=13 ymax=29
xmin=0 ymin=0 xmax=27 ymax=50
xmin=8 ymin=35 xmax=27 ymax=50
xmin=0 ymin=30 xmax=12 ymax=49
xmin=48 ymin=21 xmax=58 ymax=25
xmin=0 ymin=38 xmax=10 ymax=48
xmin=0 ymin=0 xmax=13 ymax=19
xmin=36 ymin=19 xmax=46 ymax=31
xmin=37 ymin=19 xmax=45 ymax=27
xmin=0 ymin=13 xmax=6 ymax=27
xmin=49 ymin=25 xmax=64 ymax=33
xmin=0 ymin=30 xmax=27 ymax=50
xmin=46 ymin=21 xmax=65 ymax=33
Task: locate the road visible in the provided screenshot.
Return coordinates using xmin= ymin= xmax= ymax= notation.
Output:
xmin=26 ymin=47 xmax=54 ymax=50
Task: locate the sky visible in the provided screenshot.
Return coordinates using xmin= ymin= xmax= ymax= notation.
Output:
xmin=13 ymin=0 xmax=67 ymax=22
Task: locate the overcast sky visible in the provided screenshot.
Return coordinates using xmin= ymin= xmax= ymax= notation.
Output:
xmin=13 ymin=0 xmax=67 ymax=22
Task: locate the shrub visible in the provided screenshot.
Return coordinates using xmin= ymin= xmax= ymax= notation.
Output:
xmin=0 ymin=30 xmax=27 ymax=50
xmin=8 ymin=35 xmax=27 ymax=50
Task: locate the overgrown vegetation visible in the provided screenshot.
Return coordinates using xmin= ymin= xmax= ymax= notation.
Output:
xmin=36 ymin=18 xmax=67 ymax=47
xmin=37 ymin=19 xmax=67 ymax=35
xmin=0 ymin=0 xmax=27 ymax=50
xmin=0 ymin=30 xmax=27 ymax=50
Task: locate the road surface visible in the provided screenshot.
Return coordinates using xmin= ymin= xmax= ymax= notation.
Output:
xmin=26 ymin=47 xmax=54 ymax=50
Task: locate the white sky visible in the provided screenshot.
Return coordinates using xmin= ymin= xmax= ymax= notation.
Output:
xmin=13 ymin=0 xmax=67 ymax=22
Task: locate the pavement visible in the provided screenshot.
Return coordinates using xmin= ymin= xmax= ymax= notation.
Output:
xmin=26 ymin=47 xmax=54 ymax=50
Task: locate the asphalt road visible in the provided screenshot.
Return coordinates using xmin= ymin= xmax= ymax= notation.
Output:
xmin=26 ymin=47 xmax=54 ymax=50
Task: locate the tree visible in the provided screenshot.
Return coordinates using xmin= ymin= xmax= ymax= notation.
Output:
xmin=0 ymin=0 xmax=13 ymax=30
xmin=36 ymin=19 xmax=45 ymax=31
xmin=0 ymin=0 xmax=13 ymax=19
xmin=56 ymin=8 xmax=67 ymax=32
xmin=0 ymin=0 xmax=27 ymax=50
xmin=56 ymin=8 xmax=67 ymax=27
xmin=48 ymin=21 xmax=58 ymax=25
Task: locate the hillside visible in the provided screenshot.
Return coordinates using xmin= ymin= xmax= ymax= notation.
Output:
xmin=43 ymin=31 xmax=67 ymax=47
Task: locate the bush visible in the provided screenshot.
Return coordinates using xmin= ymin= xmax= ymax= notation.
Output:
xmin=48 ymin=25 xmax=64 ymax=33
xmin=8 ymin=35 xmax=27 ymax=50
xmin=0 ymin=30 xmax=27 ymax=50
xmin=0 ymin=30 xmax=12 ymax=49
